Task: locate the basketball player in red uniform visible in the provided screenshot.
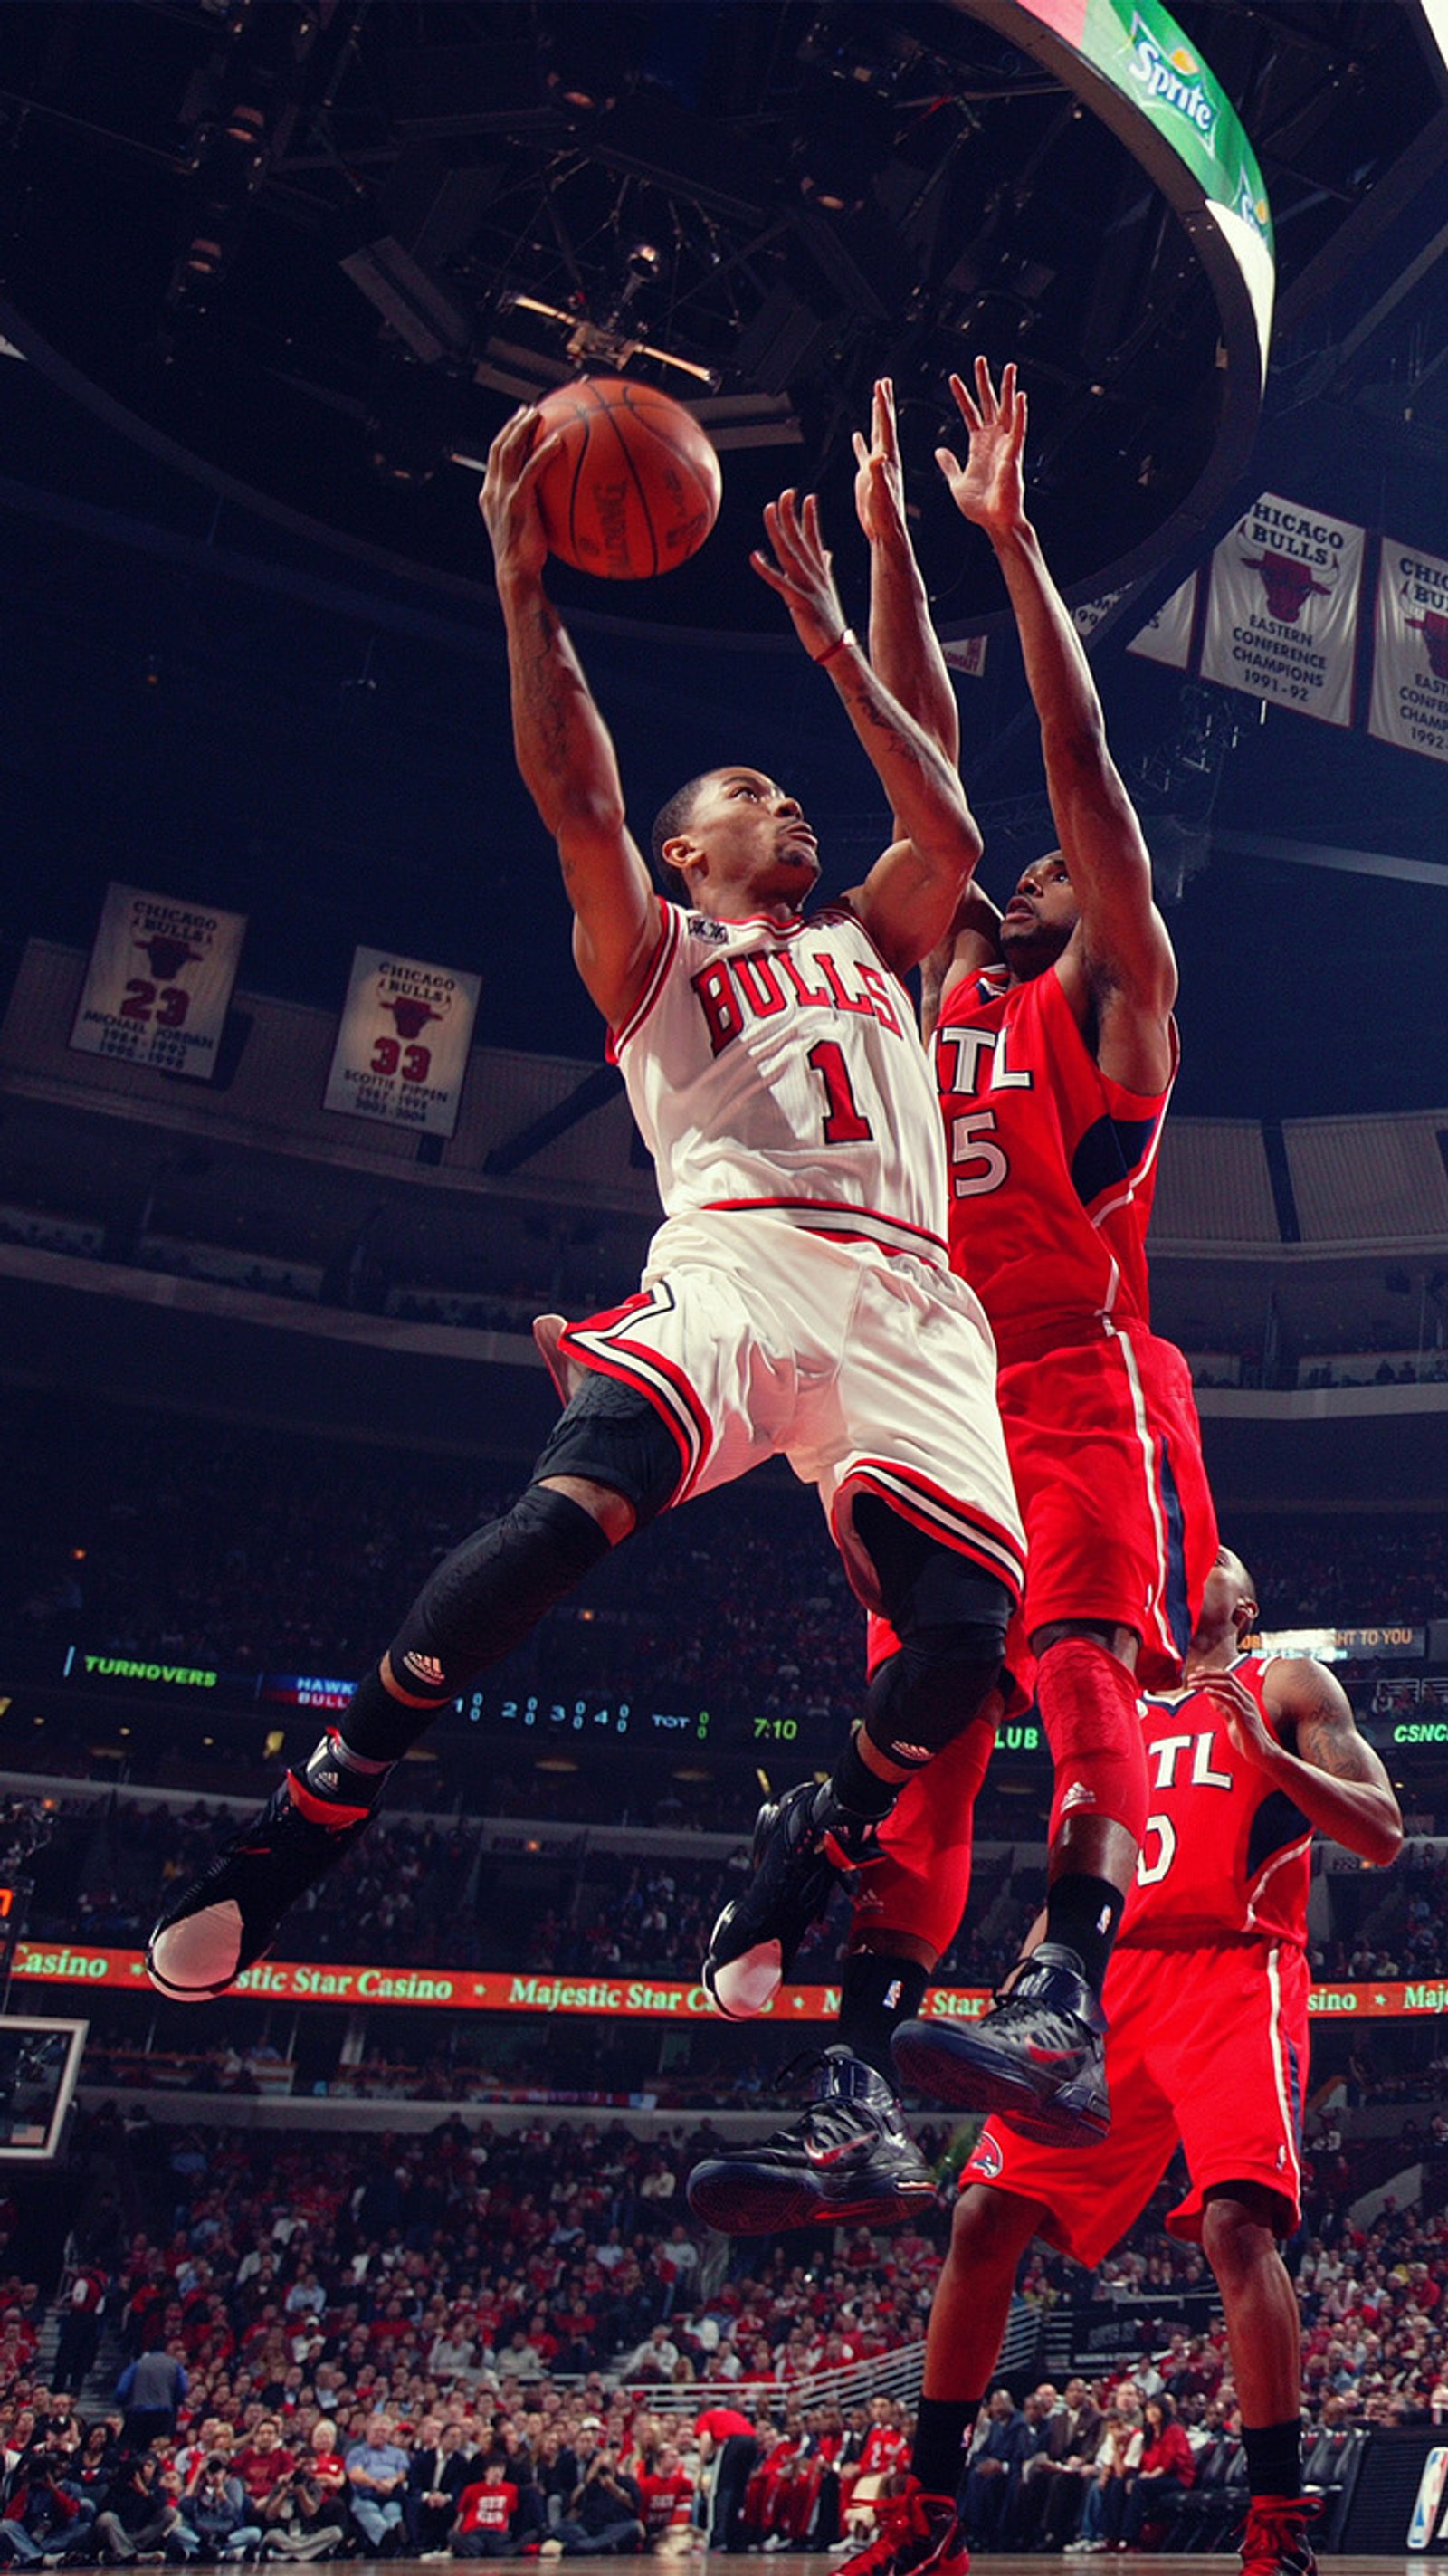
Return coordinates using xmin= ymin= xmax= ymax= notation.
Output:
xmin=854 ymin=1545 xmax=1400 ymax=2576
xmin=147 ymin=412 xmax=1024 ymax=2054
xmin=886 ymin=360 xmax=1220 ymax=2139
xmin=691 ymin=364 xmax=1215 ymax=2232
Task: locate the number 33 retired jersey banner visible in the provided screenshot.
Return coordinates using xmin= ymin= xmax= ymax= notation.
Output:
xmin=324 ymin=946 xmax=481 ymax=1137
xmin=70 ymin=883 xmax=248 ymax=1078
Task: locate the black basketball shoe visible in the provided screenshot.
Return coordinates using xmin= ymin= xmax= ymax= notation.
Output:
xmin=833 ymin=2481 xmax=969 ymax=2576
xmin=702 ymin=1778 xmax=867 ymax=2018
xmin=147 ymin=1747 xmax=376 ymax=2000
xmin=686 ymin=2047 xmax=938 ymax=2233
xmin=891 ymin=1942 xmax=1110 ymax=2145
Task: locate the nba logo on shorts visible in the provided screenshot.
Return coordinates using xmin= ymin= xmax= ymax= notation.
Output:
xmin=1406 ymin=2446 xmax=1448 ymax=2548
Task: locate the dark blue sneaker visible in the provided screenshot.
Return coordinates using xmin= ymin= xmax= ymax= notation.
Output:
xmin=891 ymin=1942 xmax=1110 ymax=2144
xmin=687 ymin=2049 xmax=938 ymax=2233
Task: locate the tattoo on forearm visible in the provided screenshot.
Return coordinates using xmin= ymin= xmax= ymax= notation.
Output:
xmin=1297 ymin=1710 xmax=1373 ymax=1784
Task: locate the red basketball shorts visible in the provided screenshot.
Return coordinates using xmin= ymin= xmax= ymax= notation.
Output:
xmin=960 ymin=1936 xmax=1310 ymax=2266
xmin=997 ymin=1321 xmax=1216 ymax=1691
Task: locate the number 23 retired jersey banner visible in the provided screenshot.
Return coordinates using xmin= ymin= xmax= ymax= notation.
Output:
xmin=1200 ymin=491 xmax=1365 ymax=726
xmin=70 ymin=884 xmax=247 ymax=1078
xmin=324 ymin=946 xmax=481 ymax=1137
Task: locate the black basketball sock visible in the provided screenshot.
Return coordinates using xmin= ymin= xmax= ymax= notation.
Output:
xmin=288 ymin=1728 xmax=395 ymax=1827
xmin=824 ymin=1730 xmax=901 ymax=1827
xmin=1042 ymin=1871 xmax=1124 ymax=1995
xmin=839 ymin=1948 xmax=930 ymax=2085
xmin=1243 ymin=2420 xmax=1303 ymax=2500
xmin=912 ymin=2397 xmax=979 ymax=2500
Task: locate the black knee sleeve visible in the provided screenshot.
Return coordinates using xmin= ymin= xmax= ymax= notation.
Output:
xmin=862 ymin=1624 xmax=1005 ymax=1770
xmin=393 ymin=1483 xmax=613 ymax=1691
xmin=854 ymin=1494 xmax=1009 ymax=1771
xmin=343 ymin=1487 xmax=614 ymax=1760
xmin=531 ymin=1369 xmax=683 ymax=1526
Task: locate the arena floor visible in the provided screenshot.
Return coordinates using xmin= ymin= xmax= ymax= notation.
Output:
xmin=319 ymin=2558 xmax=1448 ymax=2574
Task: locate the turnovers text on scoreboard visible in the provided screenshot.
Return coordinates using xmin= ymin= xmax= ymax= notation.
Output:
xmin=52 ymin=1629 xmax=1439 ymax=1767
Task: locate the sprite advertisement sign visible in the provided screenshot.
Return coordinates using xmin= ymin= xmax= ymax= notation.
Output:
xmin=993 ymin=0 xmax=1274 ymax=373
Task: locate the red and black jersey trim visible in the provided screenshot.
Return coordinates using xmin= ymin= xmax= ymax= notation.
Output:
xmin=607 ymin=900 xmax=680 ymax=1061
xmin=836 ymin=1458 xmax=1025 ymax=1608
xmin=556 ymin=1282 xmax=711 ymax=1508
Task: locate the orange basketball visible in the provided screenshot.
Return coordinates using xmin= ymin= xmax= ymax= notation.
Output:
xmin=532 ymin=376 xmax=722 ymax=579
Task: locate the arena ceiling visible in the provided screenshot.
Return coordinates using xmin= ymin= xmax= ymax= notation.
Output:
xmin=0 ymin=2 xmax=1445 ymax=1116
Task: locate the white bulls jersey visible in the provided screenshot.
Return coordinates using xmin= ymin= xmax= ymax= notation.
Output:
xmin=612 ymin=900 xmax=949 ymax=1264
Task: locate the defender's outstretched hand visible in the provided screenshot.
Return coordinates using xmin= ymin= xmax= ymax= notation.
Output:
xmin=853 ymin=377 xmax=910 ymax=559
xmin=937 ymin=358 xmax=1027 ymax=536
xmin=751 ymin=490 xmax=850 ymax=663
xmin=480 ymin=406 xmax=553 ymax=578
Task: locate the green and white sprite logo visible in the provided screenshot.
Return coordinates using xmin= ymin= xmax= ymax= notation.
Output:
xmin=1129 ymin=13 xmax=1218 ymax=145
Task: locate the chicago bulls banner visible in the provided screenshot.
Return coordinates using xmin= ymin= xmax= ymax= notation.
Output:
xmin=69 ymin=883 xmax=247 ymax=1079
xmin=1128 ymin=572 xmax=1198 ymax=669
xmin=1370 ymin=537 xmax=1448 ymax=766
xmin=323 ymin=945 xmax=481 ymax=1137
xmin=1200 ymin=491 xmax=1366 ymax=725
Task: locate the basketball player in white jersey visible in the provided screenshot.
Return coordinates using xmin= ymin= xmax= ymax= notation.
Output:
xmin=148 ymin=405 xmax=1024 ymax=2218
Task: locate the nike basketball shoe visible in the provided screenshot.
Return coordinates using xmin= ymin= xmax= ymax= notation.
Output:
xmin=687 ymin=2046 xmax=938 ymax=2233
xmin=891 ymin=1942 xmax=1109 ymax=2144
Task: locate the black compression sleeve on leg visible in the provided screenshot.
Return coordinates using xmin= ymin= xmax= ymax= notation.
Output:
xmin=342 ymin=1485 xmax=613 ymax=1760
xmin=852 ymin=1493 xmax=1009 ymax=1769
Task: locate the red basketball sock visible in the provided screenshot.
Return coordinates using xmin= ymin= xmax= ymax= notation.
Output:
xmin=1039 ymin=1636 xmax=1148 ymax=1848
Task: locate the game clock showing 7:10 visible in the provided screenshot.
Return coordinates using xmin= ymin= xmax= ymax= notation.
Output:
xmin=452 ymin=1688 xmax=1048 ymax=1768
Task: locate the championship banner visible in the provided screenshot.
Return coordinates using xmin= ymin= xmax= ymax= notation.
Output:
xmin=69 ymin=884 xmax=247 ymax=1079
xmin=1128 ymin=573 xmax=1198 ymax=669
xmin=323 ymin=946 xmax=481 ymax=1138
xmin=1072 ymin=589 xmax=1125 ymax=640
xmin=1200 ymin=491 xmax=1366 ymax=725
xmin=10 ymin=1944 xmax=1444 ymax=2023
xmin=1370 ymin=537 xmax=1448 ymax=766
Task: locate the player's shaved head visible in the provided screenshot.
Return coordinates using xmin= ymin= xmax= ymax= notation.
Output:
xmin=1219 ymin=1544 xmax=1258 ymax=1617
xmin=650 ymin=775 xmax=711 ymax=899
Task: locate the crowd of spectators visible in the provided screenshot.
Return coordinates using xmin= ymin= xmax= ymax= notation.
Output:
xmin=8 ymin=1396 xmax=1448 ymax=1720
xmin=0 ymin=2097 xmax=1446 ymax=2562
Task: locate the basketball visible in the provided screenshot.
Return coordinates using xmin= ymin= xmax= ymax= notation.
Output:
xmin=531 ymin=376 xmax=722 ymax=579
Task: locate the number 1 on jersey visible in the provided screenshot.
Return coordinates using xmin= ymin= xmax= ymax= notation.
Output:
xmin=807 ymin=1038 xmax=873 ymax=1145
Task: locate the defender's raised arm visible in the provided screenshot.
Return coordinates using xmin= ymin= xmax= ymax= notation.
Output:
xmin=752 ymin=484 xmax=984 ymax=975
xmin=938 ymin=359 xmax=1176 ymax=1086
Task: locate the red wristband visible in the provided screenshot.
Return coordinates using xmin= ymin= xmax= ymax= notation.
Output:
xmin=812 ymin=627 xmax=856 ymax=664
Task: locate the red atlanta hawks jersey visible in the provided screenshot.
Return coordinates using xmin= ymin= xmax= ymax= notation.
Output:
xmin=1118 ymin=1655 xmax=1312 ymax=1949
xmin=933 ymin=959 xmax=1174 ymax=1360
xmin=612 ymin=900 xmax=950 ymax=1264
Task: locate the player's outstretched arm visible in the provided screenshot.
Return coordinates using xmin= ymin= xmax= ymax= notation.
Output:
xmin=1196 ymin=1665 xmax=1404 ymax=1866
xmin=751 ymin=486 xmax=982 ymax=975
xmin=853 ymin=378 xmax=960 ymax=772
xmin=481 ymin=410 xmax=659 ymax=1030
xmin=853 ymin=382 xmax=1000 ymax=1023
xmin=938 ymin=359 xmax=1176 ymax=1076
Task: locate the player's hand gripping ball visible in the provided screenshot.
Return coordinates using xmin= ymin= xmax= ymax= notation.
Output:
xmin=531 ymin=376 xmax=722 ymax=579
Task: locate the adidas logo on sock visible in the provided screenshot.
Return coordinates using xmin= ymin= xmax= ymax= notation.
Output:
xmin=402 ymin=1650 xmax=447 ymax=1690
